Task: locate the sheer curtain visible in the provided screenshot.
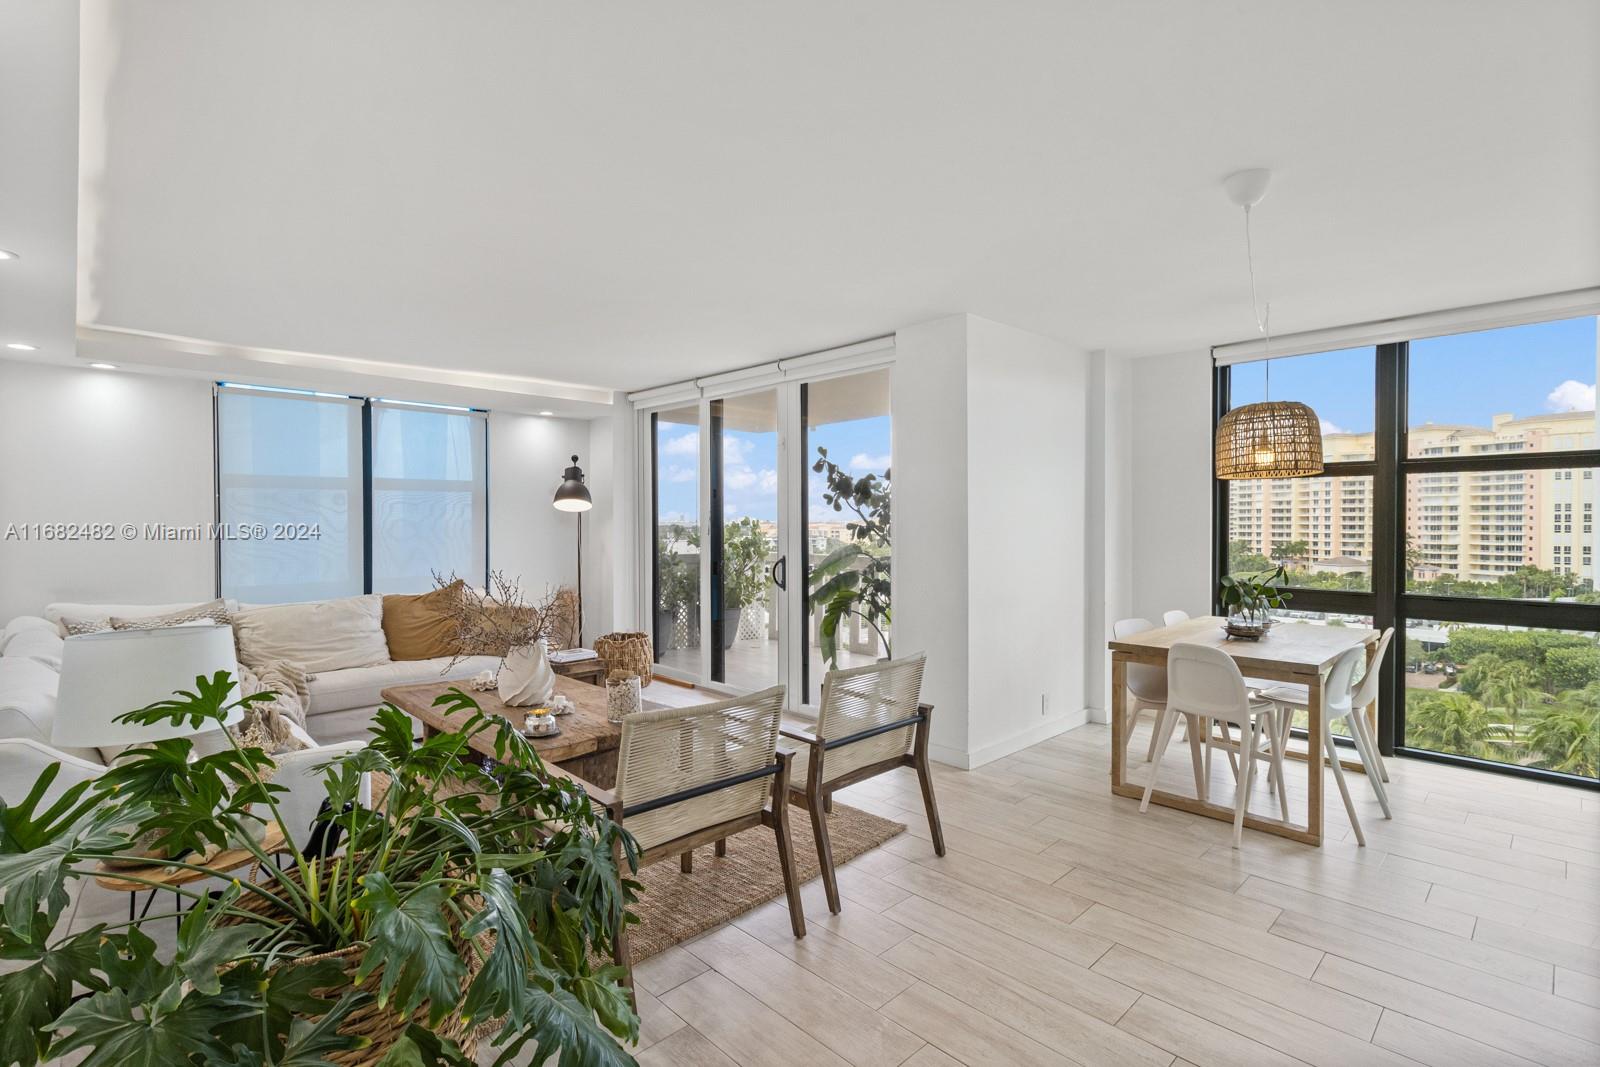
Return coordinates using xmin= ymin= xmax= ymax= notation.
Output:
xmin=217 ymin=387 xmax=365 ymax=603
xmin=369 ymin=402 xmax=488 ymax=593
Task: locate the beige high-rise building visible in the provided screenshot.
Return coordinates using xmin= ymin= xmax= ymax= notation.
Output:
xmin=1229 ymin=412 xmax=1596 ymax=587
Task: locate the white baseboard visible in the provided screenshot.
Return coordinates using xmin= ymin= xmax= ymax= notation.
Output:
xmin=1085 ymin=705 xmax=1110 ymax=725
xmin=928 ymin=707 xmax=1090 ymax=770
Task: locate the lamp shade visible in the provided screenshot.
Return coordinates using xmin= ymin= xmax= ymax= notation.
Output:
xmin=53 ymin=624 xmax=242 ymax=747
xmin=1214 ymin=401 xmax=1324 ymax=480
xmin=553 ymin=454 xmax=593 ymax=512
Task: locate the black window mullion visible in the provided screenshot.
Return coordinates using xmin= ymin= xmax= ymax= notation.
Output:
xmin=1375 ymin=341 xmax=1403 ymax=755
xmin=708 ymin=401 xmax=726 ymax=682
xmin=361 ymin=399 xmax=374 ymax=596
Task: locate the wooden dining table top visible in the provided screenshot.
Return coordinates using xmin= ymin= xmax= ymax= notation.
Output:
xmin=1108 ymin=614 xmax=1379 ymax=679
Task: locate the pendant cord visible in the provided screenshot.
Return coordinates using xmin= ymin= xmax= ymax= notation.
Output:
xmin=1244 ymin=203 xmax=1273 ymax=389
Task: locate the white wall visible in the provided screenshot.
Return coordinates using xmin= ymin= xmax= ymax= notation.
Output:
xmin=965 ymin=317 xmax=1089 ymax=764
xmin=890 ymin=316 xmax=971 ymax=761
xmin=1127 ymin=349 xmax=1213 ymax=622
xmin=486 ymin=410 xmax=593 ymax=620
xmin=580 ymin=402 xmax=638 ymax=644
xmin=1083 ymin=350 xmax=1135 ymax=723
xmin=0 ymin=361 xmax=215 ymax=620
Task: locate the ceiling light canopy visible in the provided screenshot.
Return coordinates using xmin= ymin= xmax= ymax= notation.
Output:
xmin=89 ymin=362 xmax=118 ymax=370
xmin=6 ymin=343 xmax=37 ymax=351
xmin=0 ymin=249 xmax=17 ymax=261
xmin=1213 ymin=167 xmax=1323 ymax=481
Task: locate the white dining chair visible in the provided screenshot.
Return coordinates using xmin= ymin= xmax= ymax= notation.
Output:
xmin=1256 ymin=628 xmax=1395 ymax=844
xmin=1162 ymin=609 xmax=1191 ymax=627
xmin=1143 ymin=642 xmax=1288 ymax=848
xmin=1111 ymin=619 xmax=1204 ymax=792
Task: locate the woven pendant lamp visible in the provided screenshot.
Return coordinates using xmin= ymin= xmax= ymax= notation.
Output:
xmin=1214 ymin=168 xmax=1323 ymax=481
xmin=1215 ymin=400 xmax=1322 ymax=478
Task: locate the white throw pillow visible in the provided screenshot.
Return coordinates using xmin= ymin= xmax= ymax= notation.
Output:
xmin=1 ymin=616 xmax=59 ymax=653
xmin=233 ymin=595 xmax=391 ymax=674
xmin=45 ymin=600 xmax=241 ymax=636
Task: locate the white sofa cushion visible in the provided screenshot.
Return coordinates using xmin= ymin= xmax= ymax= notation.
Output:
xmin=45 ymin=600 xmax=241 ymax=637
xmin=234 ymin=595 xmax=390 ymax=674
xmin=306 ymin=654 xmax=502 ymax=715
xmin=1 ymin=615 xmax=58 ymax=653
xmin=0 ymin=658 xmax=101 ymax=762
xmin=2 ymin=629 xmax=65 ymax=670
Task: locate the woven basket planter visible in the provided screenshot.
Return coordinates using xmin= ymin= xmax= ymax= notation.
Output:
xmin=223 ymin=866 xmax=483 ymax=1065
xmin=595 ymin=631 xmax=652 ymax=686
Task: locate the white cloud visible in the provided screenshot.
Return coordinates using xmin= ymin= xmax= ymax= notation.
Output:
xmin=722 ymin=436 xmax=751 ymax=465
xmin=758 ymin=469 xmax=778 ymax=493
xmin=848 ymin=451 xmax=892 ymax=473
xmin=1319 ymin=419 xmax=1345 ymax=436
xmin=1546 ymin=379 xmax=1596 ymax=413
xmin=666 ymin=465 xmax=696 ymax=484
xmin=660 ymin=430 xmax=698 ymax=457
xmin=724 ymin=465 xmax=757 ymax=490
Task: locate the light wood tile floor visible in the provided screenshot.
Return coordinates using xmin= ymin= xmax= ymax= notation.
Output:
xmin=510 ymin=705 xmax=1600 ymax=1066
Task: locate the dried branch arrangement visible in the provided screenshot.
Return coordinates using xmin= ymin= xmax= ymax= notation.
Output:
xmin=431 ymin=569 xmax=565 ymax=666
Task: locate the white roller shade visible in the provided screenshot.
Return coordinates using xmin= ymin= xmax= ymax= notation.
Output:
xmin=629 ymin=336 xmax=895 ymax=410
xmin=1213 ymin=288 xmax=1600 ymax=365
xmin=369 ymin=401 xmax=488 ymax=593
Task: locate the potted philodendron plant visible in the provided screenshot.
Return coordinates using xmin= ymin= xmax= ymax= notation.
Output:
xmin=0 ymin=673 xmax=641 ymax=1067
xmin=720 ymin=517 xmax=771 ymax=650
xmin=807 ymin=447 xmax=891 ymax=668
xmin=1218 ymin=566 xmax=1293 ymax=640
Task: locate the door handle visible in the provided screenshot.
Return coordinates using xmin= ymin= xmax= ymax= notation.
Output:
xmin=771 ymin=555 xmax=787 ymax=591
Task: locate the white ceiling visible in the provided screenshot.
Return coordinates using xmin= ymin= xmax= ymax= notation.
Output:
xmin=47 ymin=1 xmax=1600 ymax=393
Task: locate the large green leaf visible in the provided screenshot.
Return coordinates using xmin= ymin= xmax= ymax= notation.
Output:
xmin=174 ymin=885 xmax=267 ymax=996
xmin=0 ymin=763 xmax=99 ymax=855
xmin=0 ymin=809 xmax=131 ymax=936
xmin=373 ymin=1024 xmax=476 ymax=1067
xmin=276 ymin=993 xmax=372 ymax=1066
xmin=44 ymin=987 xmax=249 ymax=1067
xmin=351 ymin=873 xmax=466 ymax=1025
xmin=481 ymin=982 xmax=639 ymax=1067
xmin=458 ymin=868 xmax=537 ymax=1028
xmin=0 ymin=921 xmax=106 ymax=1067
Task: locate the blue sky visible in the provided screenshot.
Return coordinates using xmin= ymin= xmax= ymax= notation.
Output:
xmin=656 ymin=414 xmax=891 ymax=524
xmin=1229 ymin=316 xmax=1597 ymax=434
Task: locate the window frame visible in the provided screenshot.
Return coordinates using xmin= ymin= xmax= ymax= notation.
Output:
xmin=1214 ymin=335 xmax=1600 ymax=790
xmin=214 ymin=384 xmax=490 ymax=601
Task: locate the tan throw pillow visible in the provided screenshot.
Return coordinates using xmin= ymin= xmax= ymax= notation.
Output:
xmin=233 ymin=595 xmax=390 ymax=674
xmin=110 ymin=599 xmax=232 ymax=630
xmin=382 ymin=581 xmax=465 ymax=661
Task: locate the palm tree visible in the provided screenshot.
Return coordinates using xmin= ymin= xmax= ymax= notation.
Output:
xmin=1406 ymin=691 xmax=1503 ymax=759
xmin=1461 ymin=655 xmax=1541 ymax=752
xmin=1526 ymin=684 xmax=1600 ymax=778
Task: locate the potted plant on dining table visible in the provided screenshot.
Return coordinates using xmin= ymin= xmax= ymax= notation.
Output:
xmin=0 ymin=673 xmax=641 ymax=1066
xmin=1218 ymin=565 xmax=1293 ymax=640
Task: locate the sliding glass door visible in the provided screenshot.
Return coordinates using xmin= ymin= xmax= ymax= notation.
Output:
xmin=646 ymin=367 xmax=892 ymax=706
xmin=710 ymin=390 xmax=783 ymax=689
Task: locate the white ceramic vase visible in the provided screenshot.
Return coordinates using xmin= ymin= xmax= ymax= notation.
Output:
xmin=498 ymin=638 xmax=556 ymax=707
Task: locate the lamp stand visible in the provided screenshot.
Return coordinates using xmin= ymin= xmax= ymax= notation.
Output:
xmin=575 ymin=510 xmax=584 ymax=647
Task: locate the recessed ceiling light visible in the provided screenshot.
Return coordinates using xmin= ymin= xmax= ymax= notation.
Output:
xmin=0 ymin=249 xmax=17 ymax=261
xmin=6 ymin=343 xmax=37 ymax=351
xmin=539 ymin=410 xmax=555 ymax=417
xmin=89 ymin=362 xmax=118 ymax=370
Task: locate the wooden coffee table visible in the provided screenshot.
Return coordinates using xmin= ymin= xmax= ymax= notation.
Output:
xmin=382 ymin=675 xmax=630 ymax=790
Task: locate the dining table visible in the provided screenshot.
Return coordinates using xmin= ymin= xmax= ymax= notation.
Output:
xmin=1107 ymin=615 xmax=1379 ymax=847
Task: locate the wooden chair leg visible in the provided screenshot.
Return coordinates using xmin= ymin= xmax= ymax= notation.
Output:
xmin=611 ymin=833 xmax=635 ymax=1006
xmin=773 ymin=806 xmax=806 ymax=937
xmin=714 ymin=837 xmax=727 ymax=857
xmin=921 ymin=751 xmax=940 ymax=857
xmin=680 ymin=850 xmax=693 ymax=874
xmin=822 ymin=794 xmax=833 ymax=814
xmin=809 ymin=796 xmax=841 ymax=914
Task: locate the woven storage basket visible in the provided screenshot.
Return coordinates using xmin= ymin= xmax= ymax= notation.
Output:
xmin=595 ymin=631 xmax=652 ymax=686
xmin=223 ymin=863 xmax=482 ymax=1065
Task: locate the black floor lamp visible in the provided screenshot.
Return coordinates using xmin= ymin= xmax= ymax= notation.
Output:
xmin=553 ymin=454 xmax=593 ymax=645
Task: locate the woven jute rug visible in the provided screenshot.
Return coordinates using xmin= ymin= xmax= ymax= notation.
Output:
xmin=625 ymin=803 xmax=906 ymax=963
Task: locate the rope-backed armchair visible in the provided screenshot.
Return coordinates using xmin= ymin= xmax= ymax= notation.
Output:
xmin=603 ymin=684 xmax=805 ymax=987
xmin=780 ymin=654 xmax=942 ymax=914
